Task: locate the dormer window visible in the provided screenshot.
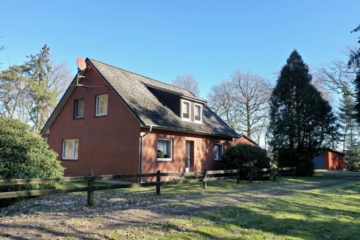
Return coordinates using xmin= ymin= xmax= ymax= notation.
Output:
xmin=180 ymin=99 xmax=203 ymax=123
xmin=181 ymin=100 xmax=191 ymax=121
xmin=194 ymin=103 xmax=202 ymax=123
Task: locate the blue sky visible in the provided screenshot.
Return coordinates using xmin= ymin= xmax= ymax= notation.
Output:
xmin=0 ymin=0 xmax=359 ymax=99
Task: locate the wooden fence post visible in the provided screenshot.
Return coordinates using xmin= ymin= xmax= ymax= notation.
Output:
xmin=156 ymin=170 xmax=161 ymax=195
xmin=87 ymin=170 xmax=95 ymax=206
xmin=272 ymin=168 xmax=277 ymax=181
xmin=293 ymin=167 xmax=296 ymax=179
xmin=237 ymin=168 xmax=240 ymax=184
xmin=203 ymin=169 xmax=207 ymax=189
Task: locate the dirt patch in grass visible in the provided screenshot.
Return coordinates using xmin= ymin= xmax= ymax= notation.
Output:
xmin=0 ymin=171 xmax=359 ymax=239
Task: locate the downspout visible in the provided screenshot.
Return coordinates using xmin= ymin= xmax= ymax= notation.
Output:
xmin=140 ymin=125 xmax=153 ymax=183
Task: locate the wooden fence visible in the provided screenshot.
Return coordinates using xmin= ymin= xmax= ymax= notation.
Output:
xmin=0 ymin=167 xmax=296 ymax=206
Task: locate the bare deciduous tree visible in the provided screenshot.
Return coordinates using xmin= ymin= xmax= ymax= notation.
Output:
xmin=312 ymin=77 xmax=332 ymax=102
xmin=231 ymin=71 xmax=272 ymax=140
xmin=207 ymin=81 xmax=241 ymax=130
xmin=207 ymin=70 xmax=272 ymax=144
xmin=315 ymin=48 xmax=357 ymax=97
xmin=172 ymin=75 xmax=200 ymax=97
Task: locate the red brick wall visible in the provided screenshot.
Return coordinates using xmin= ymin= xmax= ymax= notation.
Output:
xmin=141 ymin=129 xmax=255 ymax=181
xmin=48 ymin=65 xmax=140 ymax=176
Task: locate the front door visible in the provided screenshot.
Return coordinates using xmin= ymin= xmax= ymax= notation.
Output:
xmin=186 ymin=141 xmax=194 ymax=172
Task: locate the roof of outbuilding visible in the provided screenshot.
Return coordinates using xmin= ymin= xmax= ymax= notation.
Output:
xmin=41 ymin=58 xmax=239 ymax=138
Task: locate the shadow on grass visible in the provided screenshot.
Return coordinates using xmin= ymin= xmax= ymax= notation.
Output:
xmin=1 ymin=175 xmax=360 ymax=239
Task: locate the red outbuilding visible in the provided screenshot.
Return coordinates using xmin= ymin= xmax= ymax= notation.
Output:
xmin=313 ymin=149 xmax=346 ymax=170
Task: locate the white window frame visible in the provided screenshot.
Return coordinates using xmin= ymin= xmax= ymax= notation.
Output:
xmin=181 ymin=99 xmax=191 ymax=121
xmin=194 ymin=103 xmax=203 ymax=123
xmin=74 ymin=98 xmax=85 ymax=118
xmin=157 ymin=138 xmax=172 ymax=161
xmin=96 ymin=94 xmax=108 ymax=116
xmin=62 ymin=139 xmax=79 ymax=160
xmin=214 ymin=143 xmax=223 ymax=161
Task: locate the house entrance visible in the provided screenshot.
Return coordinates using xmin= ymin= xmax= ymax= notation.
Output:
xmin=185 ymin=141 xmax=194 ymax=172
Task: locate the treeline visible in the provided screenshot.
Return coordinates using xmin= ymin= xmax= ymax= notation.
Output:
xmin=0 ymin=44 xmax=72 ymax=134
xmin=174 ymin=24 xmax=360 ymax=174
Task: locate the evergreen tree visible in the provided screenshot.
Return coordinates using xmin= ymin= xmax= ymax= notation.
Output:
xmin=349 ymin=24 xmax=360 ymax=123
xmin=338 ymin=94 xmax=359 ymax=151
xmin=0 ymin=65 xmax=30 ymax=120
xmin=345 ymin=145 xmax=360 ymax=171
xmin=268 ymin=50 xmax=338 ymax=176
xmin=25 ymin=45 xmax=58 ymax=134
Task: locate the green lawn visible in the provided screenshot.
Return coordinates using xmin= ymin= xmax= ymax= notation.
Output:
xmin=101 ymin=176 xmax=360 ymax=240
xmin=12 ymin=172 xmax=359 ymax=239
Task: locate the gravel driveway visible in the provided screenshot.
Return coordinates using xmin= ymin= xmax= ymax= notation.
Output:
xmin=0 ymin=170 xmax=359 ymax=239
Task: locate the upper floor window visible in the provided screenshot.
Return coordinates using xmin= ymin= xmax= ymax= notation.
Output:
xmin=74 ymin=99 xmax=85 ymax=118
xmin=157 ymin=138 xmax=172 ymax=161
xmin=214 ymin=143 xmax=223 ymax=161
xmin=181 ymin=100 xmax=191 ymax=121
xmin=194 ymin=103 xmax=202 ymax=123
xmin=62 ymin=139 xmax=79 ymax=160
xmin=96 ymin=94 xmax=108 ymax=116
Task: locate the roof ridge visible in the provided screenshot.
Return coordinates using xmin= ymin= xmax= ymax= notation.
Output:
xmin=88 ymin=58 xmax=194 ymax=96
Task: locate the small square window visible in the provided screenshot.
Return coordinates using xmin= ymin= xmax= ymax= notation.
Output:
xmin=96 ymin=94 xmax=108 ymax=116
xmin=194 ymin=103 xmax=202 ymax=123
xmin=74 ymin=99 xmax=84 ymax=118
xmin=181 ymin=100 xmax=191 ymax=121
xmin=157 ymin=138 xmax=172 ymax=161
xmin=62 ymin=139 xmax=79 ymax=160
xmin=214 ymin=144 xmax=223 ymax=161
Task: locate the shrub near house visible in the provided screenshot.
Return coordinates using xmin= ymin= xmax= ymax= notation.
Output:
xmin=0 ymin=117 xmax=64 ymax=206
xmin=220 ymin=144 xmax=271 ymax=177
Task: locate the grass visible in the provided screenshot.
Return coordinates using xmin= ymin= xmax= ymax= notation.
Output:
xmin=100 ymin=176 xmax=360 ymax=240
xmin=1 ymin=171 xmax=360 ymax=239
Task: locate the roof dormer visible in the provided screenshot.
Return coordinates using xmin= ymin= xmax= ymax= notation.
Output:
xmin=180 ymin=98 xmax=204 ymax=124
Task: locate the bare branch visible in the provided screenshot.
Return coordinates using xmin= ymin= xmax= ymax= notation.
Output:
xmin=172 ymin=75 xmax=200 ymax=97
xmin=314 ymin=48 xmax=357 ymax=97
xmin=207 ymin=70 xmax=272 ymax=141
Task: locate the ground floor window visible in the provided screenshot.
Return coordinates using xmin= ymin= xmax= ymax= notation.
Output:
xmin=62 ymin=139 xmax=79 ymax=160
xmin=157 ymin=138 xmax=172 ymax=161
xmin=214 ymin=143 xmax=223 ymax=161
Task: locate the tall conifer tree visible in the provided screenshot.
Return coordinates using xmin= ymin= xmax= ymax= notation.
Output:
xmin=25 ymin=45 xmax=57 ymax=134
xmin=338 ymin=94 xmax=359 ymax=151
xmin=268 ymin=50 xmax=338 ymax=176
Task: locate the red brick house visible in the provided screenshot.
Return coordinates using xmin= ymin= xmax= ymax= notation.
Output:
xmin=41 ymin=58 xmax=256 ymax=181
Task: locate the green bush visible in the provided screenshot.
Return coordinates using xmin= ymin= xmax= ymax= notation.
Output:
xmin=0 ymin=117 xmax=64 ymax=206
xmin=220 ymin=144 xmax=271 ymax=170
xmin=345 ymin=146 xmax=360 ymax=171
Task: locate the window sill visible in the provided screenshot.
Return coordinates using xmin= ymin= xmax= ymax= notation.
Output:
xmin=95 ymin=114 xmax=107 ymax=117
xmin=214 ymin=158 xmax=222 ymax=161
xmin=157 ymin=158 xmax=172 ymax=162
xmin=74 ymin=116 xmax=84 ymax=119
xmin=62 ymin=158 xmax=78 ymax=161
xmin=181 ymin=118 xmax=191 ymax=122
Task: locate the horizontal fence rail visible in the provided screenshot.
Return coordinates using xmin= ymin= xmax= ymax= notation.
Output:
xmin=0 ymin=167 xmax=296 ymax=206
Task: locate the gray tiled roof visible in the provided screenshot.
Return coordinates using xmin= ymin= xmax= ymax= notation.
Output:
xmin=89 ymin=59 xmax=239 ymax=137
